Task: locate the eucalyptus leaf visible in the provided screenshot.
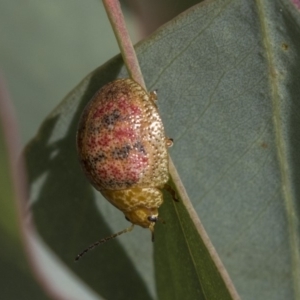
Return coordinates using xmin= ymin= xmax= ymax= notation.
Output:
xmin=25 ymin=0 xmax=300 ymax=299
xmin=0 ymin=82 xmax=50 ymax=299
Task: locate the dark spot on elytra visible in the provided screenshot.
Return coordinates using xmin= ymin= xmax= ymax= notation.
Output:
xmin=123 ymin=180 xmax=136 ymax=188
xmin=80 ymin=159 xmax=97 ymax=180
xmin=104 ymin=178 xmax=135 ymax=189
xmin=81 ymin=158 xmax=90 ymax=170
xmin=102 ymin=109 xmax=121 ymax=128
xmin=133 ymin=141 xmax=146 ymax=155
xmin=112 ymin=145 xmax=131 ymax=160
xmin=88 ymin=123 xmax=100 ymax=133
xmin=91 ymin=153 xmax=106 ymax=163
xmin=104 ymin=87 xmax=118 ymax=97
xmin=81 ymin=153 xmax=106 ymax=172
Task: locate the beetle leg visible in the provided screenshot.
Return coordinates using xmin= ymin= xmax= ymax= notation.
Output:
xmin=149 ymin=90 xmax=158 ymax=102
xmin=164 ymin=184 xmax=179 ymax=202
xmin=149 ymin=223 xmax=155 ymax=242
xmin=165 ymin=138 xmax=173 ymax=147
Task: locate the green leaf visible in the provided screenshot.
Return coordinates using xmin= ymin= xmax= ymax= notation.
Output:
xmin=25 ymin=0 xmax=300 ymax=299
xmin=155 ymin=167 xmax=236 ymax=300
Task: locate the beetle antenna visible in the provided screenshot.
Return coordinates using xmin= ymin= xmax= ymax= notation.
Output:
xmin=151 ymin=230 xmax=155 ymax=242
xmin=75 ymin=224 xmax=134 ymax=261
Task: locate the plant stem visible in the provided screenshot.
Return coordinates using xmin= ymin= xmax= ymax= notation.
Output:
xmin=102 ymin=0 xmax=146 ymax=90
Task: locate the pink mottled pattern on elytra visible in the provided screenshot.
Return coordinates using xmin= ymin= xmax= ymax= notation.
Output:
xmin=97 ymin=156 xmax=145 ymax=185
xmin=91 ymin=95 xmax=146 ymax=185
xmin=92 ymin=101 xmax=114 ymax=119
xmin=77 ymin=78 xmax=169 ymax=191
xmin=114 ymin=127 xmax=135 ymax=140
xmin=76 ymin=78 xmax=171 ymax=231
xmin=92 ymin=95 xmax=141 ymax=121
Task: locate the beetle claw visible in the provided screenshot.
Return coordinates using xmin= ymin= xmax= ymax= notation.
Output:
xmin=164 ymin=184 xmax=179 ymax=202
xmin=166 ymin=138 xmax=174 ymax=147
xmin=150 ymin=89 xmax=158 ymax=100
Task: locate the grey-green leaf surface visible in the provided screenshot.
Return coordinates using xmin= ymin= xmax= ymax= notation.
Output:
xmin=0 ymin=82 xmax=50 ymax=299
xmin=25 ymin=0 xmax=300 ymax=299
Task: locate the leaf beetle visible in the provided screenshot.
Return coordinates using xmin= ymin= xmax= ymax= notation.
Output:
xmin=75 ymin=78 xmax=176 ymax=260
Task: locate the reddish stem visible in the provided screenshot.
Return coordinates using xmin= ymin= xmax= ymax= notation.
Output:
xmin=102 ymin=0 xmax=146 ymax=90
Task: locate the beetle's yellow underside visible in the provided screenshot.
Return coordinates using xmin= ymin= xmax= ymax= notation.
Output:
xmin=102 ymin=187 xmax=163 ymax=229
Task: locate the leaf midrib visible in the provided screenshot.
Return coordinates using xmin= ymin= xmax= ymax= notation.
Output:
xmin=256 ymin=0 xmax=300 ymax=298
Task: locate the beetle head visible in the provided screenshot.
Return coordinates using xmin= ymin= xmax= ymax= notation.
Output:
xmin=124 ymin=207 xmax=158 ymax=234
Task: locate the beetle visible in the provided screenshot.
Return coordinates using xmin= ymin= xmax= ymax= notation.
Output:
xmin=75 ymin=78 xmax=176 ymax=260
